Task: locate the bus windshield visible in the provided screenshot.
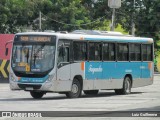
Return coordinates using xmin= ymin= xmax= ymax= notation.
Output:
xmin=12 ymin=44 xmax=55 ymax=73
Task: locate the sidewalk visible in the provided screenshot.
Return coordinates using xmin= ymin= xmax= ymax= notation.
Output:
xmin=0 ymin=83 xmax=10 ymax=91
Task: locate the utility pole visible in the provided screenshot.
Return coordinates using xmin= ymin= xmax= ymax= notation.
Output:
xmin=39 ymin=11 xmax=42 ymax=31
xmin=131 ymin=0 xmax=135 ymax=36
xmin=111 ymin=8 xmax=115 ymax=31
xmin=108 ymin=0 xmax=121 ymax=31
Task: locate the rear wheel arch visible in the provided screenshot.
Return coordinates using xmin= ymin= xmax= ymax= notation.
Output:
xmin=65 ymin=75 xmax=83 ymax=98
xmin=115 ymin=75 xmax=132 ymax=95
xmin=125 ymin=74 xmax=133 ymax=87
xmin=73 ymin=75 xmax=83 ymax=90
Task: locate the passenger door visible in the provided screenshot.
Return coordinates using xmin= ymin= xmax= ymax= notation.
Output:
xmin=57 ymin=40 xmax=71 ymax=81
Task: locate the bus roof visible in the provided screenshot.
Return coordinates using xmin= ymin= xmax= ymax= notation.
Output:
xmin=16 ymin=32 xmax=153 ymax=43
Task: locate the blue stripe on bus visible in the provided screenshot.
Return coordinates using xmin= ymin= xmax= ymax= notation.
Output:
xmin=85 ymin=62 xmax=152 ymax=80
xmin=18 ymin=75 xmax=49 ymax=83
xmin=84 ymin=38 xmax=150 ymax=43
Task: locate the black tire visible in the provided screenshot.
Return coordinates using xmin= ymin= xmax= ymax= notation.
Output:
xmin=66 ymin=78 xmax=82 ymax=98
xmin=30 ymin=91 xmax=44 ymax=99
xmin=115 ymin=77 xmax=131 ymax=95
xmin=83 ymin=90 xmax=99 ymax=95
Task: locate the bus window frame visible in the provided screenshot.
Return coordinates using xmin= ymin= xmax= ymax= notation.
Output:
xmin=88 ymin=41 xmax=102 ymax=62
xmin=102 ymin=41 xmax=116 ymax=62
xmin=141 ymin=43 xmax=153 ymax=62
xmin=73 ymin=40 xmax=88 ymax=62
xmin=129 ymin=43 xmax=141 ymax=62
xmin=116 ymin=42 xmax=129 ymax=62
xmin=57 ymin=39 xmax=71 ymax=67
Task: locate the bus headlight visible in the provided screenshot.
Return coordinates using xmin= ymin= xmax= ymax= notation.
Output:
xmin=10 ymin=74 xmax=17 ymax=82
xmin=46 ymin=74 xmax=54 ymax=83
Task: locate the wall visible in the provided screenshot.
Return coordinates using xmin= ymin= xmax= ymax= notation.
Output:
xmin=0 ymin=34 xmax=14 ymax=83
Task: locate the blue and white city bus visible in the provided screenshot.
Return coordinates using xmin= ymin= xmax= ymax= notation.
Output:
xmin=6 ymin=30 xmax=154 ymax=98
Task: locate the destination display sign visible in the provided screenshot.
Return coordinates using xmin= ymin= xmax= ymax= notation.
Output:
xmin=16 ymin=35 xmax=53 ymax=42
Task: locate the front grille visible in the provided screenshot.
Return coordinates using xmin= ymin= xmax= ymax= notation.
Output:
xmin=18 ymin=84 xmax=42 ymax=90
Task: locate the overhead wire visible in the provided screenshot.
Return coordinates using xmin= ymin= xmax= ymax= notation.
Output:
xmin=41 ymin=13 xmax=106 ymax=26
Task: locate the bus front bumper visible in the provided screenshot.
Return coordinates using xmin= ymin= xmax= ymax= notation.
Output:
xmin=10 ymin=81 xmax=53 ymax=92
xmin=10 ymin=80 xmax=72 ymax=92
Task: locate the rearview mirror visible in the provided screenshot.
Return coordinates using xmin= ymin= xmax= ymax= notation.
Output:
xmin=5 ymin=48 xmax=8 ymax=56
xmin=5 ymin=40 xmax=13 ymax=56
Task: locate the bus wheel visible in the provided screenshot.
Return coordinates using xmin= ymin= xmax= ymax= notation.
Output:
xmin=115 ymin=77 xmax=131 ymax=95
xmin=30 ymin=91 xmax=44 ymax=99
xmin=66 ymin=78 xmax=82 ymax=98
xmin=83 ymin=90 xmax=99 ymax=95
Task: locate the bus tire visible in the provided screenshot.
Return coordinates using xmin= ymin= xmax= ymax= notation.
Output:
xmin=30 ymin=91 xmax=44 ymax=99
xmin=83 ymin=90 xmax=99 ymax=95
xmin=115 ymin=76 xmax=131 ymax=95
xmin=66 ymin=78 xmax=82 ymax=98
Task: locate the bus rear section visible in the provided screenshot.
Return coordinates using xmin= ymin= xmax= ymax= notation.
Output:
xmin=72 ymin=40 xmax=153 ymax=96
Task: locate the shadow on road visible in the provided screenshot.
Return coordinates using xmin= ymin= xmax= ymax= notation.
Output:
xmin=130 ymin=92 xmax=144 ymax=94
xmin=127 ymin=106 xmax=160 ymax=111
xmin=0 ymin=91 xmax=144 ymax=102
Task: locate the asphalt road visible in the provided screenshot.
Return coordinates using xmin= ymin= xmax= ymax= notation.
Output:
xmin=0 ymin=75 xmax=160 ymax=119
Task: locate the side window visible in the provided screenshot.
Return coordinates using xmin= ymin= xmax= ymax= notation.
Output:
xmin=130 ymin=44 xmax=141 ymax=61
xmin=58 ymin=40 xmax=69 ymax=63
xmin=89 ymin=42 xmax=102 ymax=61
xmin=130 ymin=44 xmax=135 ymax=61
xmin=147 ymin=45 xmax=152 ymax=61
xmin=95 ymin=43 xmax=102 ymax=61
xmin=117 ymin=43 xmax=129 ymax=61
xmin=103 ymin=43 xmax=115 ymax=61
xmin=89 ymin=43 xmax=95 ymax=61
xmin=103 ymin=43 xmax=109 ymax=60
xmin=142 ymin=44 xmax=153 ymax=61
xmin=64 ymin=47 xmax=69 ymax=62
xmin=109 ymin=43 xmax=115 ymax=61
xmin=135 ymin=44 xmax=141 ymax=61
xmin=142 ymin=44 xmax=147 ymax=61
xmin=73 ymin=42 xmax=87 ymax=61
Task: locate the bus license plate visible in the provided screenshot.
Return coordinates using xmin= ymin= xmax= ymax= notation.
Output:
xmin=25 ymin=87 xmax=33 ymax=90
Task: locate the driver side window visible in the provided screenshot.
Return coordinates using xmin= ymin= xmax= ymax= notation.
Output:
xmin=58 ymin=45 xmax=69 ymax=63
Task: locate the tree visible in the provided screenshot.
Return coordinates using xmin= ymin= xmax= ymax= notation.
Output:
xmin=1 ymin=0 xmax=160 ymax=37
xmin=40 ymin=0 xmax=91 ymax=31
xmin=0 ymin=0 xmax=58 ymax=33
xmin=0 ymin=0 xmax=92 ymax=32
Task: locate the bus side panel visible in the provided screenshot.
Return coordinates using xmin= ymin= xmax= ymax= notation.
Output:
xmin=116 ymin=62 xmax=153 ymax=88
xmin=101 ymin=62 xmax=122 ymax=89
xmin=82 ymin=61 xmax=153 ymax=90
xmin=116 ymin=62 xmax=141 ymax=78
xmin=56 ymin=64 xmax=72 ymax=91
xmin=85 ymin=62 xmax=102 ymax=79
xmin=83 ymin=62 xmax=101 ymax=90
xmin=110 ymin=62 xmax=141 ymax=88
xmin=132 ymin=62 xmax=153 ymax=88
xmin=84 ymin=62 xmax=122 ymax=90
xmin=108 ymin=62 xmax=141 ymax=88
xmin=70 ymin=62 xmax=84 ymax=79
xmin=70 ymin=62 xmax=94 ymax=90
xmin=141 ymin=62 xmax=153 ymax=78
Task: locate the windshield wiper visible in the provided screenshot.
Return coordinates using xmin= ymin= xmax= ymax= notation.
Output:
xmin=26 ymin=48 xmax=29 ymax=63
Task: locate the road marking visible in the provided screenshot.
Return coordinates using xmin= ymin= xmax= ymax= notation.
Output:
xmin=0 ymin=60 xmax=8 ymax=78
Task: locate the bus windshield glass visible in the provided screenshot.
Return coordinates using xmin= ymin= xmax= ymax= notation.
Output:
xmin=11 ymin=35 xmax=56 ymax=73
